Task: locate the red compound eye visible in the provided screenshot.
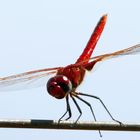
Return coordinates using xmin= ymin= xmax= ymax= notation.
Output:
xmin=47 ymin=75 xmax=72 ymax=99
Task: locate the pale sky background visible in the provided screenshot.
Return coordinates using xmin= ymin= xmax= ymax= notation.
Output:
xmin=0 ymin=0 xmax=140 ymax=139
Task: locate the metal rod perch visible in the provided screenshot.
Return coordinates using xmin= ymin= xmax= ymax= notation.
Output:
xmin=0 ymin=119 xmax=140 ymax=132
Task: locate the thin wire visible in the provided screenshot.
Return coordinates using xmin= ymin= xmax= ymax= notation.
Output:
xmin=1 ymin=119 xmax=140 ymax=132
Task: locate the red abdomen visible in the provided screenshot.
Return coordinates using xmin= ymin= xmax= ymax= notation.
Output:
xmin=76 ymin=15 xmax=107 ymax=64
xmin=57 ymin=15 xmax=107 ymax=89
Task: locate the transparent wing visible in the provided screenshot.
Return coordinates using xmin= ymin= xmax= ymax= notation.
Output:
xmin=81 ymin=44 xmax=140 ymax=71
xmin=1 ymin=44 xmax=140 ymax=91
xmin=0 ymin=67 xmax=61 ymax=91
xmin=94 ymin=44 xmax=140 ymax=60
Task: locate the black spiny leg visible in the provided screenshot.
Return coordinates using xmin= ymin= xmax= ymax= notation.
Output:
xmin=78 ymin=92 xmax=122 ymax=125
xmin=58 ymin=95 xmax=72 ymax=122
xmin=70 ymin=94 xmax=82 ymax=123
xmin=72 ymin=92 xmax=102 ymax=137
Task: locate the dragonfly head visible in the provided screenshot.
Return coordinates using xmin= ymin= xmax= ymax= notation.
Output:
xmin=47 ymin=75 xmax=72 ymax=99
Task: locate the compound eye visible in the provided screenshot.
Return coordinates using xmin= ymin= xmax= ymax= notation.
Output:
xmin=47 ymin=75 xmax=72 ymax=99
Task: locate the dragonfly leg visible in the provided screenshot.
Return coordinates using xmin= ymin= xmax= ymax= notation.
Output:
xmin=72 ymin=93 xmax=102 ymax=137
xmin=70 ymin=94 xmax=82 ymax=123
xmin=58 ymin=95 xmax=72 ymax=122
xmin=78 ymin=92 xmax=122 ymax=125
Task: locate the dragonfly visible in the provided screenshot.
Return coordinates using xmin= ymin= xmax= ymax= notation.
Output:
xmin=0 ymin=14 xmax=140 ymax=127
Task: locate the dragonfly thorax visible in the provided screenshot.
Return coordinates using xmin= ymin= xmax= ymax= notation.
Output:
xmin=47 ymin=75 xmax=72 ymax=99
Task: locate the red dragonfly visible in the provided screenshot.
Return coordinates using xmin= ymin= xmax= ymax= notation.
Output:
xmin=0 ymin=15 xmax=140 ymax=124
